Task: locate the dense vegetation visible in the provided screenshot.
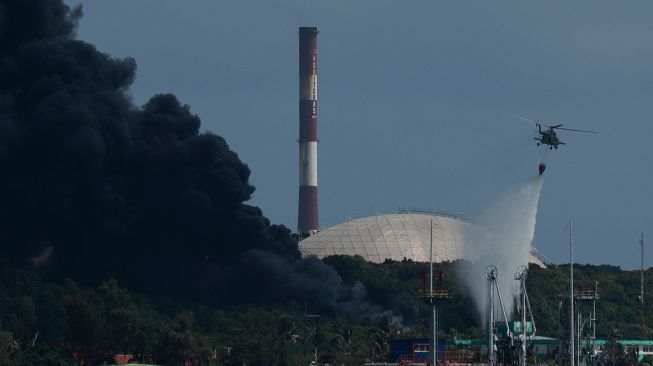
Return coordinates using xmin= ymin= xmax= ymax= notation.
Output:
xmin=0 ymin=259 xmax=651 ymax=365
xmin=528 ymin=263 xmax=653 ymax=339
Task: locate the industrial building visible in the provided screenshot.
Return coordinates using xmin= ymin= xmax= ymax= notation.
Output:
xmin=386 ymin=337 xmax=522 ymax=365
xmin=381 ymin=337 xmax=653 ymax=365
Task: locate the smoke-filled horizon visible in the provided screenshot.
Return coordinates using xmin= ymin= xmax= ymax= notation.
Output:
xmin=459 ymin=175 xmax=544 ymax=324
xmin=0 ymin=0 xmax=379 ymax=314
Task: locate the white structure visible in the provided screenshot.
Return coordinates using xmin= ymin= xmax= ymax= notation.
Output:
xmin=298 ymin=212 xmax=547 ymax=266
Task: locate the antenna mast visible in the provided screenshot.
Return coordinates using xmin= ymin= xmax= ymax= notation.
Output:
xmin=641 ymin=232 xmax=645 ymax=339
xmin=569 ymin=220 xmax=575 ymax=366
xmin=430 ymin=220 xmax=435 ymax=366
xmin=418 ymin=219 xmax=449 ymax=366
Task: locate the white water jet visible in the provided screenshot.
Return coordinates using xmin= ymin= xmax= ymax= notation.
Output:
xmin=460 ymin=175 xmax=543 ymax=323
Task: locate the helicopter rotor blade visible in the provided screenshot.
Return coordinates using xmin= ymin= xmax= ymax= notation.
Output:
xmin=517 ymin=116 xmax=539 ymax=125
xmin=555 ymin=127 xmax=598 ymax=133
xmin=550 ymin=124 xmax=563 ymax=129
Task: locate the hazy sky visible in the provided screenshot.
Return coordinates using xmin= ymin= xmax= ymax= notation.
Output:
xmin=65 ymin=0 xmax=653 ymax=269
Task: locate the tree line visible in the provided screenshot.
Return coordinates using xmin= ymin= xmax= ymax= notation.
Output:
xmin=0 ymin=258 xmax=650 ymax=365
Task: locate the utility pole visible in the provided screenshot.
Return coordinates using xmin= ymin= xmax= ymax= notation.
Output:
xmin=419 ymin=219 xmax=449 ymax=366
xmin=641 ymin=232 xmax=645 ymax=339
xmin=429 ymin=220 xmax=437 ymax=366
xmin=569 ymin=220 xmax=575 ymax=366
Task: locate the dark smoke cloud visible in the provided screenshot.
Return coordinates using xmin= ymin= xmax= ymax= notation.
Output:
xmin=0 ymin=0 xmax=355 ymax=310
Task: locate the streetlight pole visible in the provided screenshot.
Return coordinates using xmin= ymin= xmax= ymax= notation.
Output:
xmin=569 ymin=220 xmax=575 ymax=366
xmin=641 ymin=232 xmax=644 ymax=339
xmin=430 ymin=220 xmax=437 ymax=366
xmin=418 ymin=219 xmax=448 ymax=366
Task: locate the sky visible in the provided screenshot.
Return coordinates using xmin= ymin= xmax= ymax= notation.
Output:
xmin=65 ymin=0 xmax=653 ymax=269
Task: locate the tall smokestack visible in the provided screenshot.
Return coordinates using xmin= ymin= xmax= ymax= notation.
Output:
xmin=298 ymin=26 xmax=319 ymax=238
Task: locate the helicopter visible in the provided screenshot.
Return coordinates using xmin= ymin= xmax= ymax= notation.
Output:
xmin=519 ymin=117 xmax=597 ymax=149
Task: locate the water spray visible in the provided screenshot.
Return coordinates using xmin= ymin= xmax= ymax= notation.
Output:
xmin=462 ymin=175 xmax=544 ymax=321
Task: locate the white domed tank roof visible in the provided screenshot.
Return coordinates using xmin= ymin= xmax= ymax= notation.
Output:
xmin=299 ymin=213 xmax=470 ymax=263
xmin=298 ymin=212 xmax=547 ymax=266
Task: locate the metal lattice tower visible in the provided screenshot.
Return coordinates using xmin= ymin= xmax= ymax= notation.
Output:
xmin=485 ymin=265 xmax=512 ymax=366
xmin=558 ymin=283 xmax=599 ymax=366
xmin=514 ymin=265 xmax=537 ymax=366
xmin=575 ymin=283 xmax=599 ymax=365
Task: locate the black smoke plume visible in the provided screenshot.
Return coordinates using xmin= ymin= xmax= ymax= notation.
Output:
xmin=0 ymin=0 xmax=356 ymax=310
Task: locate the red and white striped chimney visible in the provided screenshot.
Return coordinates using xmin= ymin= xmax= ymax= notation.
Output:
xmin=298 ymin=27 xmax=319 ymax=237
